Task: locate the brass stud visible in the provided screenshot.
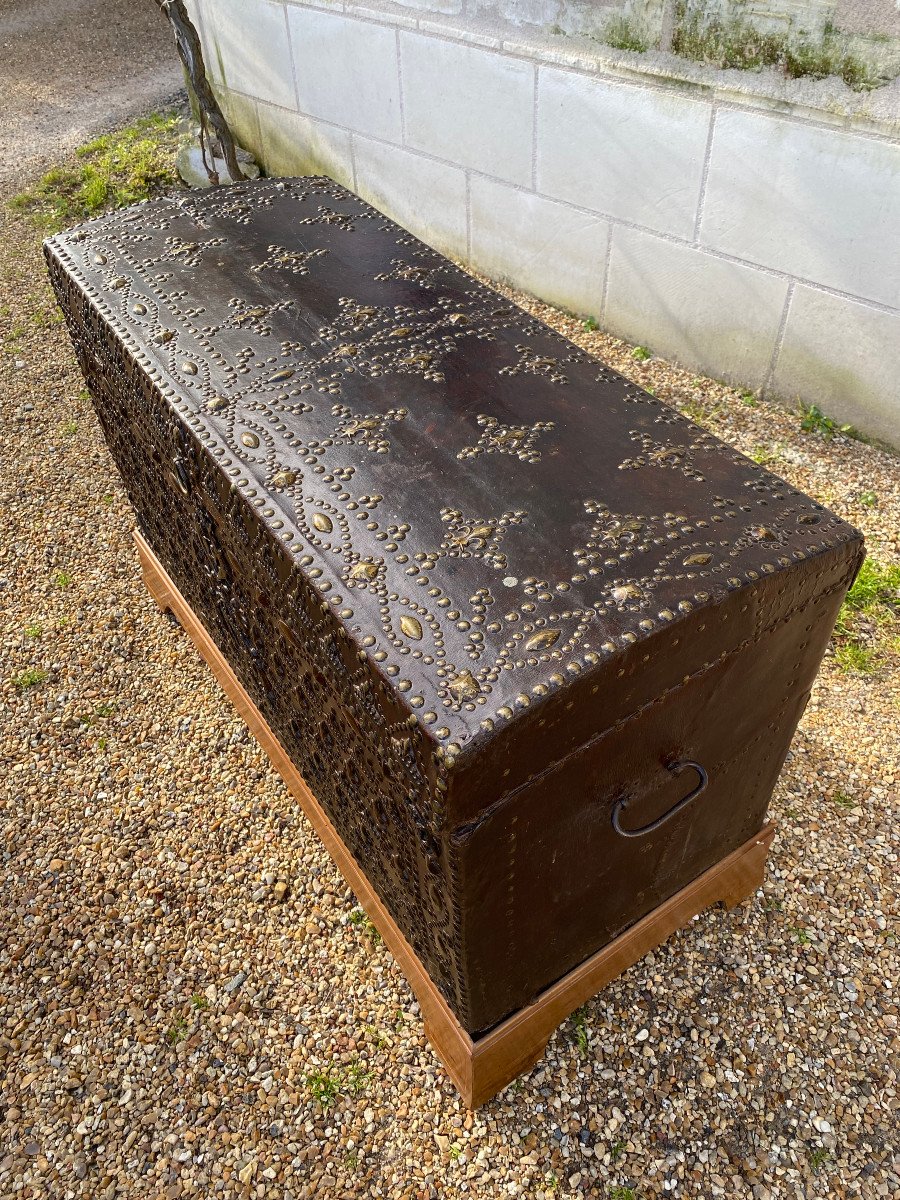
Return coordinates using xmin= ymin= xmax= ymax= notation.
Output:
xmin=612 ymin=584 xmax=641 ymax=603
xmin=349 ymin=561 xmax=378 ymax=581
xmin=448 ymin=671 xmax=479 ymax=701
xmin=525 ymin=629 xmax=561 ymax=651
xmin=399 ymin=614 xmax=423 ymax=641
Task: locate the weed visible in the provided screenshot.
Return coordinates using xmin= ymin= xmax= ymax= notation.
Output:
xmin=54 ymin=571 xmax=72 ymax=588
xmin=448 ymin=1145 xmax=462 ymax=1161
xmin=10 ymin=112 xmax=183 ymax=233
xmin=306 ymin=1068 xmax=342 ymax=1108
xmin=791 ymin=925 xmax=811 ymax=944
xmin=191 ymin=993 xmax=209 ymax=1010
xmin=609 ymin=1140 xmax=627 ymax=1162
xmin=858 ymin=490 xmax=878 ymax=509
xmin=604 ymin=15 xmax=650 ymax=54
xmin=681 ymin=397 xmax=722 ymax=425
xmin=344 ymin=1149 xmax=359 ymax=1170
xmin=24 ymin=623 xmax=43 ymax=640
xmin=166 ymin=1016 xmax=188 ymax=1045
xmin=12 ymin=668 xmax=48 ymax=690
xmin=807 ymin=1146 xmax=830 ymax=1172
xmin=799 ymin=403 xmax=853 ymax=439
xmin=97 ymin=736 xmax=108 ymax=751
xmin=94 ymin=701 xmax=117 ymax=718
xmin=545 ymin=1173 xmax=560 ymax=1192
xmin=348 ymin=908 xmax=381 ymax=942
xmin=631 ymin=345 xmax=652 ymax=363
xmin=344 ymin=1059 xmax=370 ymax=1096
xmin=610 ymin=1187 xmax=637 ymax=1200
xmin=305 ymin=1058 xmax=370 ymax=1108
xmin=362 ymin=1022 xmax=390 ymax=1049
xmin=572 ymin=1006 xmax=590 ymax=1055
xmin=583 ymin=316 xmax=599 ymax=332
xmin=740 ymin=390 xmax=758 ymax=407
xmin=750 ymin=444 xmax=776 ymax=465
xmin=831 ymin=791 xmax=855 ymax=810
xmin=60 ymin=420 xmax=78 ymax=436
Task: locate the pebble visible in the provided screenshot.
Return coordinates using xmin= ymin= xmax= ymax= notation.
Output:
xmin=224 ymin=970 xmax=247 ymax=994
xmin=1 ymin=157 xmax=898 ymax=1200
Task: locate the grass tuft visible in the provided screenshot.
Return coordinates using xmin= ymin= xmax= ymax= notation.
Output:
xmin=843 ymin=559 xmax=900 ymax=613
xmin=12 ymin=668 xmax=49 ymax=690
xmin=10 ymin=113 xmax=183 ymax=233
xmin=832 ymin=558 xmax=900 ymax=675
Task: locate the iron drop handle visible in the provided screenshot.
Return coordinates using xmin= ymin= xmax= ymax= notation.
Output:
xmin=611 ymin=760 xmax=709 ymax=838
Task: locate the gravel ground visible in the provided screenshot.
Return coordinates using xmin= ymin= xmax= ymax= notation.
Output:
xmin=1 ymin=160 xmax=899 ymax=1200
xmin=0 ymin=0 xmax=182 ymax=188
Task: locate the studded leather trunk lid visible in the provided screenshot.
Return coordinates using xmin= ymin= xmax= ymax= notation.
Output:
xmin=45 ymin=178 xmax=863 ymax=1034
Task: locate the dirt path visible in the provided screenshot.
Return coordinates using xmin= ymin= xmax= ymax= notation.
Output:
xmin=0 ymin=0 xmax=183 ymax=188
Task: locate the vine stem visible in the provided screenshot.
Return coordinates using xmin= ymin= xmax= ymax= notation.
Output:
xmin=154 ymin=0 xmax=246 ymax=184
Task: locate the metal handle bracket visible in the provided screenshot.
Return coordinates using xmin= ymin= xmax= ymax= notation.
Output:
xmin=611 ymin=760 xmax=708 ymax=839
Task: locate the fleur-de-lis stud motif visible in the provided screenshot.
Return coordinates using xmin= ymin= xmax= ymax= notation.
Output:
xmin=251 ymin=244 xmax=329 ymax=275
xmin=332 ymin=404 xmax=408 ymax=454
xmin=458 ymin=415 xmax=554 ymax=464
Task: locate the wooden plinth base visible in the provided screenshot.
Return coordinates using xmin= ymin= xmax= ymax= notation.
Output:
xmin=135 ymin=531 xmax=776 ymax=1107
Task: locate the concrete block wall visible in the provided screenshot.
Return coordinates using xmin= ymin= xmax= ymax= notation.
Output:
xmin=188 ymin=0 xmax=900 ymax=445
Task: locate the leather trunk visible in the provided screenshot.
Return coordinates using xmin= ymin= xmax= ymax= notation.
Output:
xmin=45 ymin=178 xmax=864 ymax=1036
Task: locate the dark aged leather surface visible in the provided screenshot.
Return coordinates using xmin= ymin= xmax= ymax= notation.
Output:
xmin=46 ymin=178 xmax=864 ymax=1035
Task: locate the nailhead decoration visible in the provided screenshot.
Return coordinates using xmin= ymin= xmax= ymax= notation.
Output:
xmin=45 ymin=177 xmax=863 ymax=1033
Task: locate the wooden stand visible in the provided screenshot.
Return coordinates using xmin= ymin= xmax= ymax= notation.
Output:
xmin=135 ymin=531 xmax=775 ymax=1107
